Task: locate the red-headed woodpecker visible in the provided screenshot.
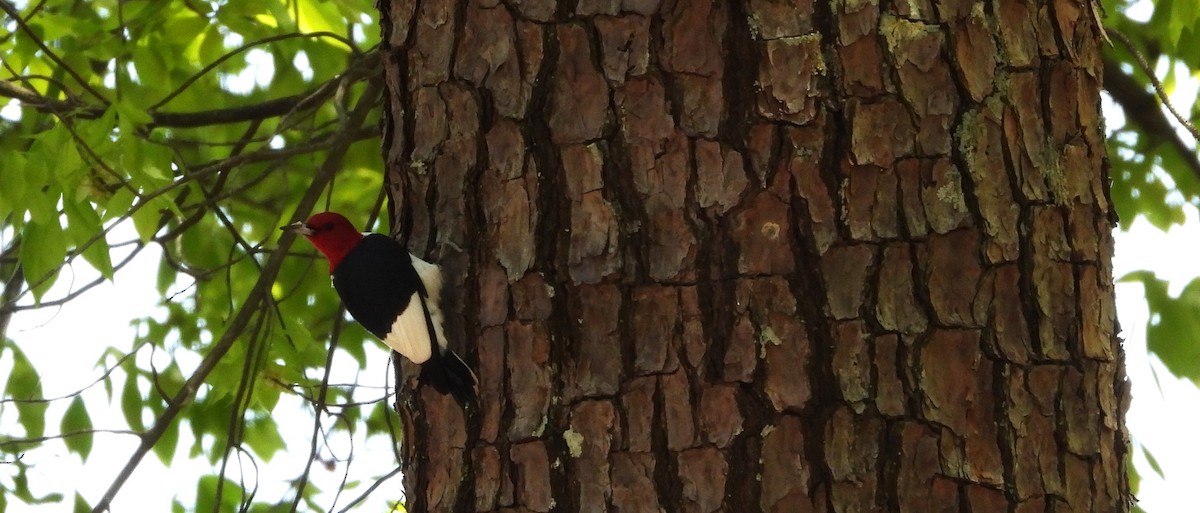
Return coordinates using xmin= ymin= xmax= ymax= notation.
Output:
xmin=283 ymin=212 xmax=476 ymax=403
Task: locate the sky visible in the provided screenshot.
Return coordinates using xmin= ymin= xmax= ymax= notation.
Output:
xmin=1114 ymin=214 xmax=1200 ymax=513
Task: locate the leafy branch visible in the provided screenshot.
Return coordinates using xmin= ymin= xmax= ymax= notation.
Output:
xmin=0 ymin=49 xmax=380 ymax=128
xmin=1 ymin=2 xmax=397 ymax=511
xmin=1103 ymin=29 xmax=1200 ymax=182
xmin=88 ymin=78 xmax=383 ymax=513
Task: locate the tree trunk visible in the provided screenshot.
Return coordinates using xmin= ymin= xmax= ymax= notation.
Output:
xmin=377 ymin=0 xmax=1129 ymax=512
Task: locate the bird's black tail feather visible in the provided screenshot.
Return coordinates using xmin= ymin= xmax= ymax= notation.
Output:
xmin=421 ymin=346 xmax=477 ymax=406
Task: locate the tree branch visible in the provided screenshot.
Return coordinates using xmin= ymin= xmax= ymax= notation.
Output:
xmin=0 ymin=1 xmax=109 ymax=104
xmin=88 ymin=162 xmax=326 ymax=513
xmin=0 ymin=49 xmax=379 ymax=128
xmin=89 ymin=78 xmax=382 ymax=513
xmin=1102 ymin=34 xmax=1200 ymax=183
xmin=0 ymin=244 xmax=144 ymax=314
xmin=147 ymin=31 xmax=362 ymax=112
xmin=0 ymin=81 xmax=338 ymax=128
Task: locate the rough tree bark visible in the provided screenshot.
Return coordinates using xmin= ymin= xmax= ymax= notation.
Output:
xmin=376 ymin=0 xmax=1128 ymax=512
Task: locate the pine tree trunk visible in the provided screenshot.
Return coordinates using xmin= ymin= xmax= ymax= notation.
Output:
xmin=377 ymin=0 xmax=1129 ymax=512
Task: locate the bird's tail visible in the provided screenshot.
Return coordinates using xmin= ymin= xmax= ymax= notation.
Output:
xmin=421 ymin=346 xmax=477 ymax=406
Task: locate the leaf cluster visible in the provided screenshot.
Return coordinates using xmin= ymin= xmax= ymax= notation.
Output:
xmin=0 ymin=0 xmax=404 ymax=511
xmin=1103 ymin=0 xmax=1200 ymax=229
xmin=1103 ymin=0 xmax=1200 ymax=396
xmin=1103 ymin=1 xmax=1200 ymax=510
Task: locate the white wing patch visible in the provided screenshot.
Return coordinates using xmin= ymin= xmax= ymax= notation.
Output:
xmin=408 ymin=254 xmax=447 ymax=351
xmin=380 ymin=254 xmax=447 ymax=364
xmin=382 ymin=292 xmax=434 ymax=363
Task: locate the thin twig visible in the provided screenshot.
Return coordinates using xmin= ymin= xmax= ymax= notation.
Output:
xmin=214 ymin=309 xmax=271 ymax=513
xmin=0 ymin=49 xmax=378 ymax=129
xmin=335 ymin=467 xmax=403 ymax=513
xmin=0 ymin=428 xmax=140 ymax=449
xmin=148 ymin=32 xmax=361 ymax=112
xmin=0 ymin=339 xmax=151 ymax=405
xmin=1108 ymin=28 xmax=1200 ymax=144
xmin=0 ymin=1 xmax=110 ymax=103
xmin=88 ymin=75 xmax=382 ymax=513
xmin=292 ymin=309 xmax=346 ymax=513
xmin=1102 ymin=53 xmax=1200 ymax=184
xmin=0 ymin=244 xmax=145 ymax=314
xmin=286 ymin=81 xmax=383 ymax=513
xmin=90 ymin=183 xmax=314 ymax=513
xmin=1 ymin=126 xmax=373 ymax=312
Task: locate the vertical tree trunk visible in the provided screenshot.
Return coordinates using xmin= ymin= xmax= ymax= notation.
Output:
xmin=377 ymin=0 xmax=1128 ymax=512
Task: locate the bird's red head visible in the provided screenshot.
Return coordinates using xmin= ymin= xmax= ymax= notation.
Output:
xmin=284 ymin=211 xmax=364 ymax=271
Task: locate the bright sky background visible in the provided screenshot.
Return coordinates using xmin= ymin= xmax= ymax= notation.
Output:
xmin=1117 ymin=214 xmax=1200 ymax=513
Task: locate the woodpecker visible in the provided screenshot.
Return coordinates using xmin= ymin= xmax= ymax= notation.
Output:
xmin=283 ymin=212 xmax=476 ymax=404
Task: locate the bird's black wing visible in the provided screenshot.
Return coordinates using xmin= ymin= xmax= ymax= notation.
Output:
xmin=332 ymin=235 xmax=475 ymax=403
xmin=331 ymin=234 xmax=426 ymax=340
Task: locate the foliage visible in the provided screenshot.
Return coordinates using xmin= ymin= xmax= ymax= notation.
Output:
xmin=1104 ymin=0 xmax=1200 ymax=395
xmin=0 ymin=0 xmax=397 ymax=511
xmin=1104 ymin=0 xmax=1200 ymax=230
xmin=1103 ymin=0 xmax=1200 ymax=510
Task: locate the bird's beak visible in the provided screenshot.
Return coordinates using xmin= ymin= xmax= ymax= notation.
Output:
xmin=281 ymin=221 xmax=314 ymax=236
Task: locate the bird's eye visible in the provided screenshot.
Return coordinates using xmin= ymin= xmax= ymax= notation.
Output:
xmin=323 ymin=222 xmax=334 ymax=230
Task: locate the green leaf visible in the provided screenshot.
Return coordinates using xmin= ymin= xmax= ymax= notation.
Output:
xmin=1127 ymin=443 xmax=1141 ymax=495
xmin=253 ymin=379 xmax=282 ymax=412
xmin=245 ymin=416 xmax=286 ymax=462
xmin=1123 ymin=271 xmax=1200 ymax=380
xmin=340 ymin=325 xmax=369 ymax=368
xmin=52 ymin=144 xmax=84 ymax=189
xmin=97 ymin=348 xmax=123 ymax=401
xmin=131 ymin=198 xmax=164 ymax=242
xmin=152 ymin=413 xmax=180 ymax=465
xmin=106 ymin=187 xmax=137 ymax=221
xmin=139 ymin=142 xmax=175 ymax=183
xmin=73 ymin=493 xmax=91 ymax=513
xmin=122 ymin=373 xmax=145 ymax=431
xmin=1158 ymin=144 xmax=1200 ymax=202
xmin=297 ymin=1 xmax=345 ymax=39
xmin=0 ymin=151 xmax=27 ymax=220
xmin=156 ymin=255 xmax=177 ymax=295
xmin=1141 ymin=444 xmax=1164 ymax=478
xmin=132 ymin=42 xmax=171 ymax=90
xmin=272 ymin=320 xmax=329 ymax=372
xmin=196 ymin=23 xmax=226 ymax=64
xmin=21 ymin=160 xmax=58 ymax=225
xmin=76 ymin=105 xmax=120 ymax=151
xmin=28 ymin=13 xmax=77 ymax=42
xmin=114 ymin=98 xmax=154 ymax=126
xmin=1168 ymin=0 xmax=1200 ymax=47
xmin=5 ymin=347 xmax=47 ymax=438
xmin=364 ymin=400 xmax=392 ymax=436
xmin=61 ymin=396 xmax=94 ymax=459
xmin=32 ymin=124 xmax=83 ymax=188
xmin=122 ymin=134 xmax=174 ymax=189
xmin=19 ymin=219 xmax=68 ymax=302
xmin=196 ymin=475 xmax=243 ymax=513
xmin=64 ymin=200 xmax=114 ymax=279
